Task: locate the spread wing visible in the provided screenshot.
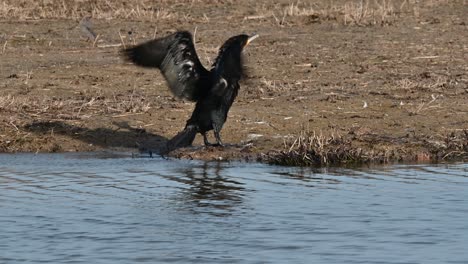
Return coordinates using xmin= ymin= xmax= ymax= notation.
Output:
xmin=122 ymin=31 xmax=209 ymax=101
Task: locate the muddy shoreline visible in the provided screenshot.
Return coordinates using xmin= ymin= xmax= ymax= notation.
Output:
xmin=1 ymin=0 xmax=467 ymax=165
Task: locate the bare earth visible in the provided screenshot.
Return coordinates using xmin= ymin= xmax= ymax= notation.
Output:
xmin=1 ymin=0 xmax=467 ymax=165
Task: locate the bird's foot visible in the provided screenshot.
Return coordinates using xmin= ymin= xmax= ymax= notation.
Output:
xmin=204 ymin=142 xmax=224 ymax=148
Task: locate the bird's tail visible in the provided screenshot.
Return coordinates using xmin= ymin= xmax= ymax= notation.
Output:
xmin=165 ymin=125 xmax=197 ymax=153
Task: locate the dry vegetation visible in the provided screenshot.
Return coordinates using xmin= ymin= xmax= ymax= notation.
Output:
xmin=0 ymin=0 xmax=179 ymax=20
xmin=0 ymin=90 xmax=150 ymax=119
xmin=263 ymin=131 xmax=368 ymax=166
xmin=262 ymin=129 xmax=468 ymax=167
xmin=0 ymin=0 xmax=456 ymax=25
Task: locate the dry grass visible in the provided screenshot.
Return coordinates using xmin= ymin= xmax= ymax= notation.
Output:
xmin=0 ymin=90 xmax=152 ymax=152
xmin=343 ymin=0 xmax=396 ymax=26
xmin=0 ymin=90 xmax=151 ymax=153
xmin=427 ymin=131 xmax=468 ymax=160
xmin=2 ymin=0 xmax=455 ymax=25
xmin=0 ymin=91 xmax=151 ymax=120
xmin=0 ymin=0 xmax=179 ymax=20
xmin=263 ymin=130 xmax=372 ymax=166
xmin=395 ymin=75 xmax=459 ymax=92
xmin=247 ymin=0 xmax=399 ymax=26
xmin=259 ymin=78 xmax=297 ymax=94
xmin=262 ymin=129 xmax=468 ymax=167
xmin=246 ymin=0 xmax=459 ymax=27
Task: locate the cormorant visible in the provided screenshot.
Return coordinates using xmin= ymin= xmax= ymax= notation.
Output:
xmin=122 ymin=31 xmax=258 ymax=152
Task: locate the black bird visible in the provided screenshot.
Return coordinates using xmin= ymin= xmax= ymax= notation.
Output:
xmin=122 ymin=31 xmax=258 ymax=152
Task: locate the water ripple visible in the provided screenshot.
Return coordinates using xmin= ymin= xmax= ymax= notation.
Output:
xmin=0 ymin=154 xmax=467 ymax=263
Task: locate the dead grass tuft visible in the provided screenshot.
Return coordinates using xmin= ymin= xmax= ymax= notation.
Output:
xmin=0 ymin=91 xmax=150 ymax=120
xmin=0 ymin=0 xmax=178 ymax=20
xmin=426 ymin=130 xmax=468 ymax=160
xmin=262 ymin=129 xmax=468 ymax=167
xmin=248 ymin=0 xmax=400 ymax=27
xmin=247 ymin=0 xmax=458 ymax=27
xmin=263 ymin=131 xmax=373 ymax=166
xmin=343 ymin=0 xmax=396 ymax=26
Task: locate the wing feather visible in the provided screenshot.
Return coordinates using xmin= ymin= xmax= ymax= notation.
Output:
xmin=122 ymin=31 xmax=209 ymax=101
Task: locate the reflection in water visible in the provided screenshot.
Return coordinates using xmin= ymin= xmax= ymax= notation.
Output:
xmin=270 ymin=169 xmax=342 ymax=186
xmin=163 ymin=162 xmax=245 ymax=216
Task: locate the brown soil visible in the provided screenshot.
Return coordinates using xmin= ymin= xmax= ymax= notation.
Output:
xmin=1 ymin=0 xmax=467 ymax=165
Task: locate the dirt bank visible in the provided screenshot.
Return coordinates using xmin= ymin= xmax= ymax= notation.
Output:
xmin=1 ymin=0 xmax=467 ymax=165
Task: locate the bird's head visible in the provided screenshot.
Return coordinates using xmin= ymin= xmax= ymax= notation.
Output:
xmin=220 ymin=34 xmax=259 ymax=53
xmin=213 ymin=34 xmax=258 ymax=80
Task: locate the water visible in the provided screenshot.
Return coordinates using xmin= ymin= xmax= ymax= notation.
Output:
xmin=1 ymin=153 xmax=467 ymax=264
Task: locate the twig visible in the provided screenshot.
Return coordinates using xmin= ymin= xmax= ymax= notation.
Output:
xmin=294 ymin=63 xmax=312 ymax=67
xmin=92 ymin=34 xmax=100 ymax=47
xmin=412 ymin=56 xmax=440 ymax=59
xmin=442 ymin=151 xmax=465 ymax=160
xmin=2 ymin=40 xmax=7 ymax=54
xmin=97 ymin=43 xmax=123 ymax=48
xmin=244 ymin=15 xmax=267 ymax=20
xmin=153 ymin=26 xmax=158 ymax=39
xmin=118 ymin=30 xmax=126 ymax=49
xmin=112 ymin=112 xmax=145 ymax=118
xmin=193 ymin=26 xmax=198 ymax=46
xmin=9 ymin=121 xmax=19 ymax=131
xmin=280 ymin=11 xmax=287 ymax=25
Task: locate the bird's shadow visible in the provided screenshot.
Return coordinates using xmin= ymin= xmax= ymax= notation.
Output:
xmin=24 ymin=120 xmax=168 ymax=154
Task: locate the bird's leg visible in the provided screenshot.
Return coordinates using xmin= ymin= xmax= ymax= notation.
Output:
xmin=202 ymin=132 xmax=211 ymax=146
xmin=213 ymin=128 xmax=224 ymax=147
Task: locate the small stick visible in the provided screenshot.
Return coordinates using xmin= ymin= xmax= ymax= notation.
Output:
xmin=193 ymin=26 xmax=198 ymax=50
xmin=118 ymin=30 xmax=126 ymax=49
xmin=281 ymin=12 xmax=287 ymax=25
xmin=2 ymin=40 xmax=7 ymax=54
xmin=112 ymin=112 xmax=145 ymax=118
xmin=244 ymin=15 xmax=267 ymax=20
xmin=9 ymin=121 xmax=19 ymax=131
xmin=412 ymin=55 xmax=440 ymax=59
xmin=97 ymin=43 xmax=123 ymax=48
xmin=153 ymin=26 xmax=158 ymax=39
xmin=92 ymin=34 xmax=100 ymax=47
xmin=294 ymin=63 xmax=312 ymax=67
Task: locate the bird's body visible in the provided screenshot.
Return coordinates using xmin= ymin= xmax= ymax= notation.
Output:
xmin=123 ymin=31 xmax=257 ymax=152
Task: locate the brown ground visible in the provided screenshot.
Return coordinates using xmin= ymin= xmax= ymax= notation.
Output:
xmin=1 ymin=0 xmax=467 ymax=165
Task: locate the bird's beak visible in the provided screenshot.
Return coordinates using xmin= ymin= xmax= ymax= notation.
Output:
xmin=246 ymin=34 xmax=259 ymax=46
